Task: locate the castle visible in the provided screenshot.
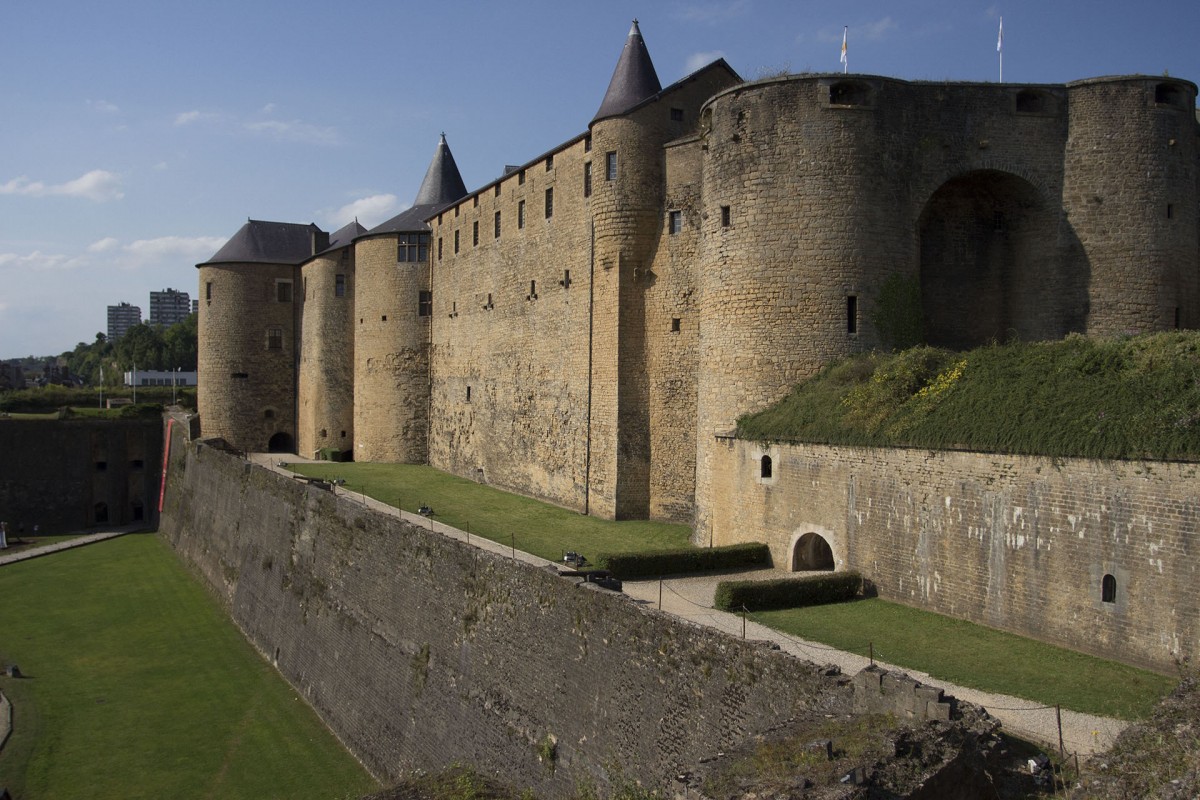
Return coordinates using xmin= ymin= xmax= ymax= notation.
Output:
xmin=198 ymin=23 xmax=1200 ymax=549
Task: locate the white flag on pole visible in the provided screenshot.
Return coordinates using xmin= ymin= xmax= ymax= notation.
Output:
xmin=840 ymin=26 xmax=848 ymax=73
xmin=997 ymin=17 xmax=1003 ymax=52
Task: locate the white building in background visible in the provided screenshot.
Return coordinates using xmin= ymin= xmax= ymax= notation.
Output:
xmin=124 ymin=369 xmax=197 ymax=387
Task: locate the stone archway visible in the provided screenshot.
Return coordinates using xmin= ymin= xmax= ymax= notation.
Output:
xmin=267 ymin=432 xmax=295 ymax=453
xmin=918 ymin=170 xmax=1087 ymax=349
xmin=792 ymin=532 xmax=835 ymax=571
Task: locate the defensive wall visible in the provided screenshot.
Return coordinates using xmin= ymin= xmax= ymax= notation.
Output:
xmin=158 ymin=430 xmax=851 ymax=795
xmin=692 ymin=73 xmax=1199 ymax=543
xmin=0 ymin=418 xmax=162 ymax=535
xmin=709 ymin=437 xmax=1200 ymax=673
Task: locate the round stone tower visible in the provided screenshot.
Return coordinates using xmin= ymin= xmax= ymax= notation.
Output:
xmin=693 ymin=75 xmax=903 ymax=541
xmin=297 ymin=220 xmax=364 ymax=459
xmin=197 ymin=220 xmax=323 ymax=452
xmin=352 ymin=135 xmax=467 ymax=462
xmin=1063 ymin=76 xmax=1200 ymax=334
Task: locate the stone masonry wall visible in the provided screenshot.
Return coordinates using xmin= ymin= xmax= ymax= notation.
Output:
xmin=299 ymin=247 xmax=355 ymax=458
xmin=710 ymin=437 xmax=1200 ymax=672
xmin=159 ymin=433 xmax=849 ymax=795
xmin=0 ymin=418 xmax=161 ymax=534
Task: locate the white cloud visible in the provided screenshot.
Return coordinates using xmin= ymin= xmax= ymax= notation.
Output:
xmin=0 ymin=250 xmax=87 ymax=272
xmin=261 ymin=102 xmax=277 ymax=114
xmin=325 ymin=194 xmax=403 ymax=229
xmin=0 ymin=169 xmax=124 ymax=202
xmin=815 ymin=17 xmax=897 ymax=45
xmin=88 ymin=237 xmax=120 ymax=253
xmin=120 ymin=235 xmax=227 ymax=268
xmin=174 ymin=110 xmax=204 ymax=126
xmin=154 ymin=161 xmax=168 ymax=171
xmin=685 ymin=50 xmax=727 ymax=74
xmin=88 ymin=99 xmax=120 ymax=114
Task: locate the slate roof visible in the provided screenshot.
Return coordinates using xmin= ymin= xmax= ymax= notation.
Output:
xmin=327 ymin=219 xmax=367 ymax=251
xmin=364 ymin=134 xmax=468 ymax=237
xmin=593 ymin=20 xmax=662 ymax=122
xmin=199 ymin=220 xmax=323 ymax=267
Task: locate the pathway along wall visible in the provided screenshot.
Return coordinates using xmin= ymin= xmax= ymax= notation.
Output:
xmin=709 ymin=438 xmax=1200 ymax=673
xmin=158 ymin=432 xmax=848 ymax=795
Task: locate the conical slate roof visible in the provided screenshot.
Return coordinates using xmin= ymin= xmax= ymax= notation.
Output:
xmin=412 ymin=133 xmax=468 ymax=207
xmin=593 ymin=20 xmax=662 ymax=122
xmin=366 ymin=134 xmax=469 ymax=236
xmin=327 ymin=219 xmax=367 ymax=251
xmin=199 ymin=220 xmax=322 ymax=266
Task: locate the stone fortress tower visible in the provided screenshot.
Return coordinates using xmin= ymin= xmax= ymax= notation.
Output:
xmin=198 ymin=23 xmax=1199 ymax=531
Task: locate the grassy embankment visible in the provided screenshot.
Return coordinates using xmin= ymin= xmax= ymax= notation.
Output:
xmin=0 ymin=534 xmax=378 ymax=800
xmin=738 ymin=331 xmax=1200 ymax=460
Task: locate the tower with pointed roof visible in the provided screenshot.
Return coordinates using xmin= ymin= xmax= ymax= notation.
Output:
xmin=353 ymin=134 xmax=468 ymax=463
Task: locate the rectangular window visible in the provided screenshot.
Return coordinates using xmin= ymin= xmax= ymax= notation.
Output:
xmin=721 ymin=205 xmax=731 ymax=227
xmin=438 ymin=237 xmax=443 ymax=260
xmin=335 ymin=274 xmax=346 ymax=297
xmin=494 ymin=184 xmax=501 ymax=198
xmin=518 ymin=169 xmax=525 ymax=185
xmin=466 ymin=386 xmax=472 ymax=402
xmin=584 ymin=134 xmax=592 ymax=152
xmin=561 ymin=269 xmax=571 ymax=288
xmin=473 ymin=196 xmax=478 ymax=208
xmin=670 ymin=107 xmax=684 ymax=121
xmin=454 ymin=230 xmax=460 ymax=254
xmin=267 ymin=327 xmax=283 ymax=349
xmin=584 ymin=162 xmax=592 ymax=198
xmin=518 ymin=200 xmax=526 ymax=229
xmin=847 ymin=295 xmax=858 ymax=334
xmin=398 ymin=233 xmax=430 ymax=262
xmin=473 ymin=221 xmax=479 ymax=246
xmin=206 ymin=281 xmax=212 ymax=300
xmin=546 ymin=155 xmax=554 ymax=171
xmin=528 ymin=279 xmax=537 ymax=299
xmin=454 ymin=205 xmax=460 ymax=217
xmin=605 ymin=151 xmax=617 ymax=181
xmin=668 ymin=210 xmax=682 ymax=234
xmin=545 ymin=187 xmax=554 ymax=219
xmin=671 ymin=317 xmax=681 ymax=332
xmin=494 ymin=210 xmax=501 ymax=239
xmin=276 ymin=280 xmax=293 ymax=303
xmin=419 ymin=290 xmax=432 ymax=317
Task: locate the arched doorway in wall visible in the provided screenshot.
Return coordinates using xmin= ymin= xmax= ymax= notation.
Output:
xmin=267 ymin=432 xmax=295 ymax=453
xmin=792 ymin=532 xmax=835 ymax=571
xmin=94 ymin=502 xmax=109 ymax=525
xmin=918 ymin=170 xmax=1088 ymax=349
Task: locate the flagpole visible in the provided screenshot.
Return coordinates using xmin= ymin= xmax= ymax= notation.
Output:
xmin=997 ymin=17 xmax=1004 ymax=82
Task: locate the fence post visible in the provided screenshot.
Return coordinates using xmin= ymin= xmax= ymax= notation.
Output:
xmin=869 ymin=642 xmax=874 ymax=667
xmin=511 ymin=532 xmax=515 ymax=559
xmin=1056 ymin=704 xmax=1065 ymax=762
xmin=658 ymin=578 xmax=663 ymax=610
xmin=466 ymin=522 xmax=470 ymax=544
xmin=741 ymin=606 xmax=747 ymax=639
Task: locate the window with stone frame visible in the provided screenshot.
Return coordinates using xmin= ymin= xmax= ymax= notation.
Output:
xmin=398 ymin=233 xmax=429 ymax=263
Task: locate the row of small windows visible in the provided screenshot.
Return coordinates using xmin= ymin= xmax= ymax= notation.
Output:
xmin=666 ymin=205 xmax=733 ymax=235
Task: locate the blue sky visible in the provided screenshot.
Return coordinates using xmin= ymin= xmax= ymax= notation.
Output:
xmin=3 ymin=0 xmax=1198 ymax=359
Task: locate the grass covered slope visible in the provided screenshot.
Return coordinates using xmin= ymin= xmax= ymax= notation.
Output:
xmin=0 ymin=534 xmax=378 ymax=800
xmin=738 ymin=332 xmax=1200 ymax=461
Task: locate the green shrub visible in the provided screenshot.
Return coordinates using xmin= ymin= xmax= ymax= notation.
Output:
xmin=714 ymin=571 xmax=862 ymax=612
xmin=117 ymin=403 xmax=165 ymax=418
xmin=594 ymin=542 xmax=771 ymax=579
xmin=317 ymin=447 xmax=351 ymax=462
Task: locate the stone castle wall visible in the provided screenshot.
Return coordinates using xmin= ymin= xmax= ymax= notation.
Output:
xmin=198 ymin=263 xmax=298 ymax=451
xmin=709 ymin=437 xmax=1200 ymax=672
xmin=693 ymin=74 xmax=1199 ymax=543
xmin=299 ymin=248 xmax=355 ymax=458
xmin=353 ymin=235 xmax=430 ymax=463
xmin=159 ymin=432 xmax=848 ymax=795
xmin=0 ymin=418 xmax=161 ymax=534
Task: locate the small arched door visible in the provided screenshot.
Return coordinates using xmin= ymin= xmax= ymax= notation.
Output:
xmin=792 ymin=532 xmax=834 ymax=571
xmin=267 ymin=432 xmax=295 ymax=453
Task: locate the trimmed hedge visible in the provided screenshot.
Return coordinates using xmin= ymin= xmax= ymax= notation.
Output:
xmin=593 ymin=542 xmax=771 ymax=579
xmin=714 ymin=571 xmax=862 ymax=612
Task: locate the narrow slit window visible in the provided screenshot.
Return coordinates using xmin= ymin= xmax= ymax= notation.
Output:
xmin=545 ymin=187 xmax=554 ymax=219
xmin=472 ymin=221 xmax=479 ymax=246
xmin=1102 ymin=574 xmax=1117 ymax=603
xmin=529 ymin=280 xmax=537 ymax=299
xmin=847 ymin=295 xmax=858 ymax=334
xmin=584 ymin=162 xmax=592 ymax=198
xmin=721 ymin=206 xmax=731 ymax=227
xmin=605 ymin=151 xmax=617 ymax=181
xmin=454 ymin=230 xmax=460 ymax=253
xmin=671 ymin=318 xmax=681 ymax=333
xmin=518 ymin=200 xmax=526 ymax=229
xmin=335 ymin=273 xmax=346 ymax=297
xmin=668 ymin=210 xmax=682 ymax=234
xmin=495 ymin=211 xmax=501 ymax=239
xmin=466 ymin=386 xmax=472 ymax=402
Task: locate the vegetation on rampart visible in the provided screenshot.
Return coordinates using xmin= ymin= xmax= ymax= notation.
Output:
xmin=0 ymin=385 xmax=194 ymax=414
xmin=738 ymin=332 xmax=1200 ymax=461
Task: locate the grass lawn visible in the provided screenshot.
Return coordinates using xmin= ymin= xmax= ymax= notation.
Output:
xmin=287 ymin=462 xmax=691 ymax=563
xmin=752 ymin=598 xmax=1176 ymax=720
xmin=0 ymin=534 xmax=379 ymax=800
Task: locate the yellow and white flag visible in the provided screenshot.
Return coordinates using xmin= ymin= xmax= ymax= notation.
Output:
xmin=840 ymin=26 xmax=848 ymax=70
xmin=997 ymin=17 xmax=1003 ymax=52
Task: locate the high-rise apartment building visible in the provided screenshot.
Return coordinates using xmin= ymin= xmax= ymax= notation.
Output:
xmin=150 ymin=288 xmax=192 ymax=328
xmin=106 ymin=302 xmax=142 ymax=340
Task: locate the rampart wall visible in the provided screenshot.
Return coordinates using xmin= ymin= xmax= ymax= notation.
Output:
xmin=709 ymin=438 xmax=1200 ymax=672
xmin=159 ymin=433 xmax=849 ymax=795
xmin=0 ymin=418 xmax=161 ymax=534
